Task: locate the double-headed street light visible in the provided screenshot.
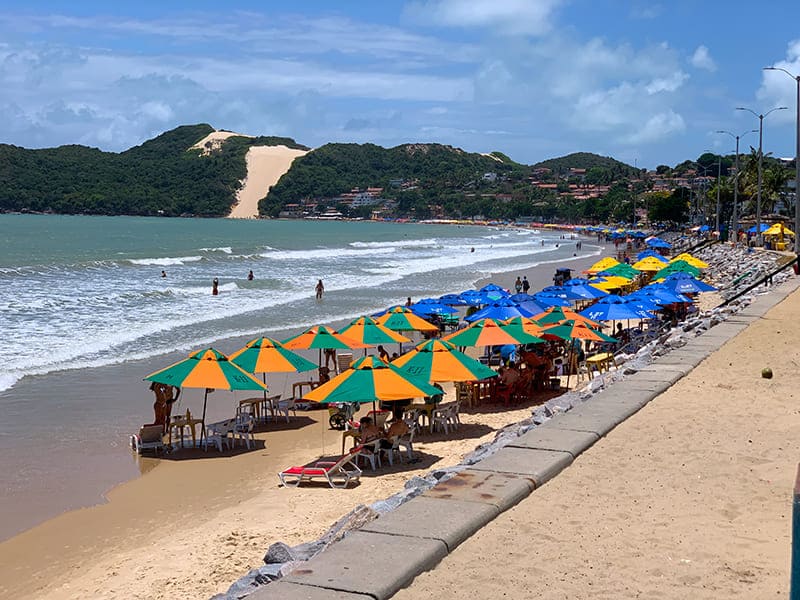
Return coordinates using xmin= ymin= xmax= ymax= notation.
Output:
xmin=716 ymin=129 xmax=758 ymax=245
xmin=764 ymin=66 xmax=800 ymax=253
xmin=736 ymin=105 xmax=788 ymax=245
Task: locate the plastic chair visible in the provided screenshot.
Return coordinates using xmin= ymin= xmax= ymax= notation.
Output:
xmin=275 ymin=397 xmax=297 ymax=422
xmin=234 ymin=414 xmax=255 ymax=449
xmin=354 ymin=440 xmax=382 ymax=470
xmin=130 ymin=425 xmax=165 ymax=454
xmin=202 ymin=420 xmax=233 ymax=452
xmin=385 ymin=424 xmax=416 ymax=465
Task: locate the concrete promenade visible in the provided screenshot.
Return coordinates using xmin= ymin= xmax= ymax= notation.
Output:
xmin=251 ymin=277 xmax=800 ymax=599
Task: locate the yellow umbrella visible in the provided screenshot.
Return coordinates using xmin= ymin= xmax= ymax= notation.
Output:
xmin=587 ymin=256 xmax=620 ymax=274
xmin=589 ymin=275 xmax=632 ymax=291
xmin=764 ymin=223 xmax=794 ymax=237
xmin=631 ymin=256 xmax=668 ymax=271
xmin=670 ymin=253 xmax=709 ymax=269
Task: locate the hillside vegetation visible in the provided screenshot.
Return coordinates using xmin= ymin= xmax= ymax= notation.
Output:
xmin=0 ymin=125 xmax=308 ymax=217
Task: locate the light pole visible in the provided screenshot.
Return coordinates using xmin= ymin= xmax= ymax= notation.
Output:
xmin=764 ymin=66 xmax=800 ymax=253
xmin=736 ymin=105 xmax=788 ymax=245
xmin=717 ymin=129 xmax=758 ymax=245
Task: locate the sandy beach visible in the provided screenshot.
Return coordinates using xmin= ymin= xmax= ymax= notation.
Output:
xmin=0 ymin=239 xmax=603 ymax=600
xmin=394 ymin=282 xmax=800 ymax=599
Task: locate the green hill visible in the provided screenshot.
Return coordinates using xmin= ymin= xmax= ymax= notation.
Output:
xmin=260 ymin=142 xmax=516 ymax=216
xmin=0 ymin=125 xmax=308 ymax=217
xmin=533 ymin=152 xmax=637 ymax=177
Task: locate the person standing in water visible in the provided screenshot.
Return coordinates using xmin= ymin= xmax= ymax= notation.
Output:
xmin=212 ymin=278 xmax=219 ymax=295
xmin=247 ymin=270 xmax=254 ymax=281
xmin=315 ymin=279 xmax=324 ymax=299
xmin=161 ymin=270 xmax=167 ymax=278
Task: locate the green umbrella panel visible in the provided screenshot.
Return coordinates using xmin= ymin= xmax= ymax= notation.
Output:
xmin=392 ymin=339 xmax=498 ymax=383
xmin=653 ymin=260 xmax=701 ymax=280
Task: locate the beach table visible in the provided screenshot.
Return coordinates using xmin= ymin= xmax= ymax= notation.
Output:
xmin=586 ymin=352 xmax=615 ymax=375
xmin=238 ymin=395 xmax=280 ymax=422
xmin=168 ymin=415 xmax=203 ymax=448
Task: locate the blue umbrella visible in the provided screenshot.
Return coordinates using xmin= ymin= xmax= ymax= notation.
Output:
xmin=438 ymin=293 xmax=467 ymax=306
xmin=626 ymin=292 xmax=662 ymax=311
xmin=642 ymin=284 xmax=692 ymax=304
xmin=699 ymin=225 xmax=710 ymax=232
xmin=561 ymin=283 xmax=607 ymax=299
xmin=517 ymin=299 xmax=550 ymax=315
xmin=411 ymin=299 xmax=458 ymax=316
xmin=661 ymin=273 xmax=717 ymax=293
xmin=458 ymin=290 xmax=487 ymax=307
xmin=480 ymin=283 xmax=506 ymax=293
xmin=541 ymin=285 xmax=584 ymax=300
xmin=579 ymin=295 xmax=655 ymax=321
xmin=509 ymin=292 xmax=536 ymax=303
xmin=646 ymin=238 xmax=672 ymax=249
xmin=532 ymin=292 xmax=571 ymax=308
xmin=747 ymin=223 xmax=769 ymax=233
xmin=464 ymin=299 xmax=534 ymax=323
xmin=636 ymin=250 xmax=669 ymax=262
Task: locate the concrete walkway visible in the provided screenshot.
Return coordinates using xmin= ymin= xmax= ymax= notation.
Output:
xmin=250 ymin=277 xmax=800 ymax=599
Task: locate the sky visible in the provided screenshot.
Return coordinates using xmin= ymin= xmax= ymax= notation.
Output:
xmin=2 ymin=0 xmax=800 ymax=168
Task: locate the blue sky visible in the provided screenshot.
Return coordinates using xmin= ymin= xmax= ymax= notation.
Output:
xmin=1 ymin=0 xmax=799 ymax=167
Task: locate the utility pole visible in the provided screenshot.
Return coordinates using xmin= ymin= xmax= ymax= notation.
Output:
xmin=717 ymin=129 xmax=757 ymax=246
xmin=715 ymin=155 xmax=721 ymax=235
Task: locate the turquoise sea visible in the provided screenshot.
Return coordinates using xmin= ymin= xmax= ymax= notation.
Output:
xmin=0 ymin=214 xmax=600 ymax=539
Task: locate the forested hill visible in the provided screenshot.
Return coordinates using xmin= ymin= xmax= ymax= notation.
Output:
xmin=261 ymin=142 xmax=521 ymax=216
xmin=0 ymin=124 xmax=308 ymax=217
xmin=533 ymin=152 xmax=636 ymax=177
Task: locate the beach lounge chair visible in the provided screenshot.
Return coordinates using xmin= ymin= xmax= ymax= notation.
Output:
xmin=130 ymin=424 xmax=165 ymax=455
xmin=278 ymin=447 xmax=363 ymax=488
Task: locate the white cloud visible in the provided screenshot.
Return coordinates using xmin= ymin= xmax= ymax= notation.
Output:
xmin=624 ymin=111 xmax=686 ymax=144
xmin=406 ymin=0 xmax=564 ymax=36
xmin=690 ymin=45 xmax=716 ymax=71
xmin=757 ymin=39 xmax=800 ymax=125
xmin=646 ymin=71 xmax=689 ymax=94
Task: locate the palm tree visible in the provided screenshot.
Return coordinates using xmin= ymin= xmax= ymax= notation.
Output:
xmin=762 ymin=166 xmax=792 ymax=214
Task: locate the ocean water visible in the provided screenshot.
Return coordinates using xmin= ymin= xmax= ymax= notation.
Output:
xmin=0 ymin=214 xmax=600 ymax=539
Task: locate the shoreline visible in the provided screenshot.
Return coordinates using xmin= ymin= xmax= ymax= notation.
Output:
xmin=0 ymin=235 xmax=607 ymax=599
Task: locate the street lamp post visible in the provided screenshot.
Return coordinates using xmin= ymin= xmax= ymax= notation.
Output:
xmin=764 ymin=66 xmax=800 ymax=253
xmin=717 ymin=129 xmax=758 ymax=245
xmin=736 ymin=105 xmax=788 ymax=245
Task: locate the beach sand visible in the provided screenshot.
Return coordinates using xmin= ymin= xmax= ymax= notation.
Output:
xmin=0 ymin=241 xmax=604 ymax=599
xmin=394 ymin=283 xmax=800 ymax=599
xmin=228 ymin=146 xmax=308 ymax=219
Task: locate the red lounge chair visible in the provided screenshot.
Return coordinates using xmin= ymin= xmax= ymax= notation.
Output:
xmin=278 ymin=446 xmax=363 ymax=489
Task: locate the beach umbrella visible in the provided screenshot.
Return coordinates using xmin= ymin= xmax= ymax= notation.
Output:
xmin=632 ymin=256 xmax=668 ymax=271
xmin=443 ymin=318 xmax=542 ymax=347
xmin=601 ymin=262 xmax=640 ymax=279
xmin=646 ymin=238 xmax=672 ymax=249
xmin=539 ymin=320 xmax=616 ymax=343
xmin=670 ymin=253 xmax=709 ymax=269
xmin=464 ymin=299 xmax=534 ymax=323
xmin=502 ymin=316 xmax=546 ymax=337
xmin=660 ymin=273 xmax=717 ymax=294
xmin=229 ymin=336 xmax=317 ymax=375
xmin=478 ymin=283 xmax=511 ymax=301
xmin=531 ymin=292 xmax=571 ymax=307
xmin=747 ymin=223 xmax=769 ymax=233
xmin=579 ymin=295 xmax=654 ymax=322
xmin=530 ymin=306 xmax=603 ymax=329
xmin=636 ymin=285 xmax=691 ymax=305
xmin=144 ymin=347 xmax=266 ymax=442
xmin=457 ymin=290 xmax=488 ymax=306
xmin=303 ymin=355 xmax=440 ymax=410
xmin=410 ymin=298 xmax=458 ymax=316
xmin=438 ymin=293 xmax=467 ymax=306
xmin=636 ymin=250 xmax=669 ymax=262
xmin=653 ymin=260 xmax=701 ymax=280
xmin=587 ymin=257 xmax=620 ymax=274
xmin=509 ymin=292 xmax=536 ymax=303
xmin=392 ymin=339 xmax=499 ymax=383
xmin=559 ymin=282 xmax=607 ymax=299
xmin=764 ymin=223 xmax=794 ymax=237
xmin=540 ymin=285 xmax=585 ymax=300
xmin=283 ymin=325 xmax=369 ymax=351
xmin=338 ymin=316 xmax=411 ymax=346
xmin=376 ymin=306 xmax=439 ymax=333
xmin=588 ymin=275 xmax=632 ymax=292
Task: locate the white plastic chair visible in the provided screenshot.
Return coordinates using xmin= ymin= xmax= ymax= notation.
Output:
xmin=275 ymin=397 xmax=297 ymax=422
xmin=432 ymin=406 xmax=451 ymax=434
xmin=202 ymin=419 xmax=233 ymax=452
xmin=385 ymin=424 xmax=416 ymax=465
xmin=355 ymin=439 xmax=382 ymax=470
xmin=234 ymin=414 xmax=255 ymax=449
xmin=446 ymin=402 xmax=461 ymax=430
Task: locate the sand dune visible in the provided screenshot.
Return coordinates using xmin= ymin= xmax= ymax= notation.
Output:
xmin=228 ymin=145 xmax=308 ymax=219
xmin=190 ymin=130 xmax=253 ymax=155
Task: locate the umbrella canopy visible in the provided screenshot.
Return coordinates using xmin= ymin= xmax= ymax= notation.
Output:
xmin=646 ymin=238 xmax=672 ymax=249
xmin=601 ymin=262 xmax=640 ymax=278
xmin=747 ymin=223 xmax=769 ymax=233
xmin=444 ymin=318 xmax=541 ymax=347
xmin=653 ymin=260 xmax=701 ymax=280
xmin=587 ymin=257 xmax=620 ymax=274
xmin=632 ymin=256 xmax=668 ymax=271
xmin=438 ymin=293 xmax=467 ymax=306
xmin=670 ymin=253 xmax=709 ymax=269
xmin=540 ymin=285 xmax=585 ymax=300
xmin=457 ymin=290 xmax=488 ymax=306
xmin=636 ymin=285 xmax=691 ymax=305
xmin=145 ymin=348 xmax=267 ymax=390
xmin=540 ymin=320 xmax=616 ymax=343
xmin=531 ymin=292 xmax=571 ymax=307
xmin=229 ymin=336 xmax=317 ymax=374
xmin=764 ymin=223 xmax=794 ymax=237
xmin=579 ymin=295 xmax=655 ymax=321
xmin=589 ymin=275 xmax=632 ymax=292
xmin=636 ymin=250 xmax=669 ymax=262
xmin=502 ymin=316 xmax=545 ymax=336
xmin=392 ymin=339 xmax=498 ymax=383
xmin=410 ymin=298 xmax=459 ymax=316
xmin=560 ymin=282 xmax=607 ymax=299
xmin=303 ymin=355 xmax=440 ymax=404
xmin=464 ymin=299 xmax=534 ymax=323
xmin=338 ymin=316 xmax=411 ymax=346
xmin=376 ymin=306 xmax=439 ymax=333
xmin=660 ymin=273 xmax=717 ymax=293
xmin=530 ymin=306 xmax=603 ymax=329
xmin=283 ymin=325 xmax=370 ymax=350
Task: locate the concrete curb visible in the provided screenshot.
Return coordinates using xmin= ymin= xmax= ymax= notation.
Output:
xmin=247 ymin=276 xmax=800 ymax=600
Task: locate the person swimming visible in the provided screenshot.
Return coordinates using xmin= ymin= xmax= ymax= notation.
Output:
xmin=212 ymin=278 xmax=219 ymax=295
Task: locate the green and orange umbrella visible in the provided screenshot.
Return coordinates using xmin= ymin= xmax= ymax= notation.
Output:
xmin=443 ymin=318 xmax=542 ymax=347
xmin=539 ymin=320 xmax=616 ymax=343
xmin=500 ymin=316 xmax=546 ymax=344
xmin=303 ymin=355 xmax=441 ymax=411
xmin=392 ymin=339 xmax=498 ymax=383
xmin=144 ymin=347 xmax=266 ymax=441
xmin=530 ymin=306 xmax=603 ymax=329
xmin=282 ymin=325 xmax=369 ymax=351
xmin=375 ymin=306 xmax=439 ymax=333
xmin=229 ymin=336 xmax=318 ymax=374
xmin=338 ymin=316 xmax=411 ymax=347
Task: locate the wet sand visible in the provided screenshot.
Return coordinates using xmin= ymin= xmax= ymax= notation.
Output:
xmin=0 ymin=236 xmax=604 ymax=599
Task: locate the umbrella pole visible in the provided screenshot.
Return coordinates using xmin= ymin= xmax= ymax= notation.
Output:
xmin=200 ymin=388 xmax=209 ymax=446
xmin=263 ymin=373 xmax=268 ymax=422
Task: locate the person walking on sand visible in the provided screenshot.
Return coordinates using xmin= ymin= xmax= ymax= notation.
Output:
xmin=522 ymin=276 xmax=530 ymax=293
xmin=247 ymin=270 xmax=254 ymax=281
xmin=315 ymin=279 xmax=324 ymax=300
xmin=514 ymin=277 xmax=523 ymax=293
xmin=212 ymin=278 xmax=219 ymax=295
